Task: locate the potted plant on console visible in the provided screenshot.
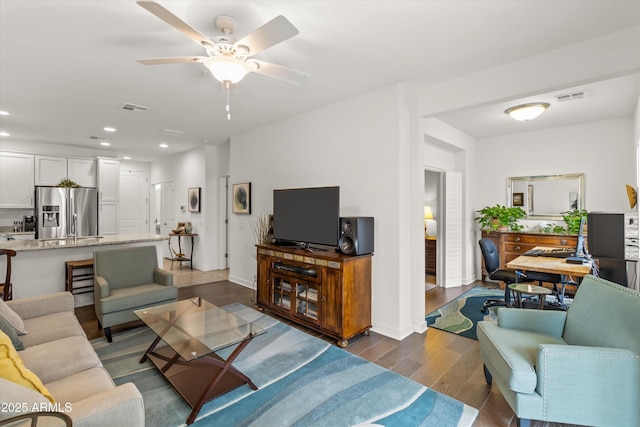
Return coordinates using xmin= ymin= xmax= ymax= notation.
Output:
xmin=475 ymin=204 xmax=527 ymax=231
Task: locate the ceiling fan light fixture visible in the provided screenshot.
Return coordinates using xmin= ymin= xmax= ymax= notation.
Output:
xmin=204 ymin=56 xmax=252 ymax=83
xmin=505 ymin=102 xmax=550 ymax=121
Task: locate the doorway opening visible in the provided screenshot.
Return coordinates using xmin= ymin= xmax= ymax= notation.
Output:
xmin=424 ymin=169 xmax=442 ymax=291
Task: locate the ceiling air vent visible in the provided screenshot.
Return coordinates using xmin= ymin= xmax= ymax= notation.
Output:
xmin=120 ymin=102 xmax=150 ymax=112
xmin=89 ymin=135 xmax=107 ymax=140
xmin=555 ymin=91 xmax=586 ymax=102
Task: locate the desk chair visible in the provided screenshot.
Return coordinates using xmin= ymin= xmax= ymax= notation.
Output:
xmin=0 ymin=249 xmax=16 ymax=301
xmin=479 ymin=239 xmax=531 ymax=313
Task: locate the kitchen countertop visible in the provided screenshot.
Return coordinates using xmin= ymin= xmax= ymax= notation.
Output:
xmin=0 ymin=233 xmax=167 ymax=252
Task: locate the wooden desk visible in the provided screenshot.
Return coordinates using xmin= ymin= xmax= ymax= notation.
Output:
xmin=507 ymin=246 xmax=592 ymax=278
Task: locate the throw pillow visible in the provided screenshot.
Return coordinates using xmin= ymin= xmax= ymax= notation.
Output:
xmin=0 ymin=330 xmax=54 ymax=403
xmin=0 ymin=315 xmax=24 ymax=351
xmin=0 ymin=299 xmax=28 ymax=335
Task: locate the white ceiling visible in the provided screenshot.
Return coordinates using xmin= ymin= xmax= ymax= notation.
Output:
xmin=1 ymin=1 xmax=639 ymax=161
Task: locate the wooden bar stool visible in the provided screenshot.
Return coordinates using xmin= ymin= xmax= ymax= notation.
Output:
xmin=1 ymin=249 xmax=17 ymax=301
xmin=65 ymin=259 xmax=94 ymax=295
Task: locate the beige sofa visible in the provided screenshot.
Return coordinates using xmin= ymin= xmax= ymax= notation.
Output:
xmin=1 ymin=292 xmax=144 ymax=426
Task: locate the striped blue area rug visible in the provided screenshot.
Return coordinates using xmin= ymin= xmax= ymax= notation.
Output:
xmin=93 ymin=303 xmax=478 ymax=427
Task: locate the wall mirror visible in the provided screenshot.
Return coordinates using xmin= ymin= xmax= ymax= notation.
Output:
xmin=507 ymin=173 xmax=585 ymax=219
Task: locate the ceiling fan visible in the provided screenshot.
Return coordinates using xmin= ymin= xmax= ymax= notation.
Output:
xmin=135 ymin=0 xmax=309 ymax=117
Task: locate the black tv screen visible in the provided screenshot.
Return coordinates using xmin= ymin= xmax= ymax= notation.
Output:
xmin=273 ymin=186 xmax=340 ymax=247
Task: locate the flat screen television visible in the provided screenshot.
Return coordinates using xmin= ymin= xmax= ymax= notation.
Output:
xmin=273 ymin=186 xmax=340 ymax=248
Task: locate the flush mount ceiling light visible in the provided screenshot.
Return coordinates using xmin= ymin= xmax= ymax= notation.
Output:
xmin=505 ymin=102 xmax=550 ymax=121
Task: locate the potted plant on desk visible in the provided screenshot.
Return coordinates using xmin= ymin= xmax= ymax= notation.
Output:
xmin=475 ymin=204 xmax=527 ymax=231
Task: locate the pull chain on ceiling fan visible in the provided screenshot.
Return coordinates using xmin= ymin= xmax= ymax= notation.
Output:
xmin=135 ymin=1 xmax=309 ymax=119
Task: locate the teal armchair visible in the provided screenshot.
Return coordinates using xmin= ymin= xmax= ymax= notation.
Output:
xmin=477 ymin=275 xmax=640 ymax=427
xmin=94 ymin=245 xmax=177 ymax=342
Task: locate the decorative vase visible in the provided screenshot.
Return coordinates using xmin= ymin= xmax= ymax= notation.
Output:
xmin=185 ymin=222 xmax=193 ymax=234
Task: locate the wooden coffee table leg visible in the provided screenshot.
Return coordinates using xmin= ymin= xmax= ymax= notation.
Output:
xmin=186 ymin=334 xmax=256 ymax=425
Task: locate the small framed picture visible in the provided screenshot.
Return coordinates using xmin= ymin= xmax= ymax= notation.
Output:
xmin=188 ymin=187 xmax=201 ymax=212
xmin=512 ymin=192 xmax=524 ymax=207
xmin=232 ymin=183 xmax=251 ymax=214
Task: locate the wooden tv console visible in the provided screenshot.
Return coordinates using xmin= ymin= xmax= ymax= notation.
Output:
xmin=256 ymin=244 xmax=372 ymax=347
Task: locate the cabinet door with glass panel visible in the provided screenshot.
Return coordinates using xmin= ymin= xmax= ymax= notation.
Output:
xmin=295 ymin=281 xmax=320 ymax=324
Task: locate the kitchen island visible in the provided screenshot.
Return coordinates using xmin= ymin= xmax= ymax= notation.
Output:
xmin=0 ymin=233 xmax=167 ymax=306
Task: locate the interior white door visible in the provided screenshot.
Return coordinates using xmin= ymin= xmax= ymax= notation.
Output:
xmin=119 ymin=170 xmax=149 ymax=234
xmin=161 ymin=180 xmax=175 ymax=259
xmin=443 ymin=172 xmax=462 ymax=288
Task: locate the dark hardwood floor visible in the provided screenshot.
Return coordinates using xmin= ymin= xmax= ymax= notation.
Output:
xmin=76 ymin=278 xmax=578 ymax=427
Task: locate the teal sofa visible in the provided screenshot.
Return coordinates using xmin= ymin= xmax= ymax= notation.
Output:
xmin=94 ymin=245 xmax=177 ymax=342
xmin=477 ymin=275 xmax=640 ymax=427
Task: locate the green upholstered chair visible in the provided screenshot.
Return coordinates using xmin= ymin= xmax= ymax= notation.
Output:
xmin=477 ymin=275 xmax=640 ymax=427
xmin=93 ymin=245 xmax=177 ymax=342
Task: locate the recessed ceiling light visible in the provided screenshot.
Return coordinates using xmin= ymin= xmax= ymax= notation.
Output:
xmin=123 ymin=156 xmax=131 ymax=160
xmin=0 ymin=131 xmax=10 ymax=137
xmin=100 ymin=141 xmax=111 ymax=146
xmin=103 ymin=127 xmax=116 ymax=132
xmin=159 ymin=143 xmax=168 ymax=148
xmin=0 ymin=111 xmax=9 ymax=116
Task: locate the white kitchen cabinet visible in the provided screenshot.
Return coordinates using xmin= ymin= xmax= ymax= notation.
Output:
xmin=0 ymin=152 xmax=35 ymax=208
xmin=97 ymin=158 xmax=120 ymax=201
xmin=97 ymin=158 xmax=120 ymax=234
xmin=35 ymin=155 xmax=96 ymax=187
xmin=68 ymin=158 xmax=96 ymax=187
xmin=35 ymin=155 xmax=66 ymax=185
xmin=99 ymin=201 xmax=119 ymax=235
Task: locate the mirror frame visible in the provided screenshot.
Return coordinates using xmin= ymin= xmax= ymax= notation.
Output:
xmin=506 ymin=173 xmax=585 ymax=219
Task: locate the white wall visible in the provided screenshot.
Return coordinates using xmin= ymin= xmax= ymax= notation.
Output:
xmin=229 ymin=84 xmax=423 ymax=340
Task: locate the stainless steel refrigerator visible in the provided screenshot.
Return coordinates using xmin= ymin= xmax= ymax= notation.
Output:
xmin=35 ymin=186 xmax=98 ymax=239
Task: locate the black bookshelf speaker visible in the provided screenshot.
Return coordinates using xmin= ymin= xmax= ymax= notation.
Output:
xmin=338 ymin=217 xmax=374 ymax=255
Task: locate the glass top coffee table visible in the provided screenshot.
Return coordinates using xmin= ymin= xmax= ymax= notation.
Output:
xmin=135 ymin=297 xmax=266 ymax=425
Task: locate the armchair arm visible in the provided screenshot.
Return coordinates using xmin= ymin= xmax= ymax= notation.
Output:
xmin=95 ymin=276 xmax=110 ymax=298
xmin=536 ymin=344 xmax=640 ymax=426
xmin=153 ymin=268 xmax=173 ymax=286
xmin=6 ymin=292 xmax=74 ymax=320
xmin=497 ymin=308 xmax=567 ymax=337
xmin=66 ymin=383 xmax=144 ymax=427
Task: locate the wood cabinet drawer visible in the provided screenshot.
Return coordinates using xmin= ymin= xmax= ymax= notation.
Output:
xmin=503 ymin=242 xmax=537 ymax=254
xmin=504 ymin=234 xmax=576 ymax=247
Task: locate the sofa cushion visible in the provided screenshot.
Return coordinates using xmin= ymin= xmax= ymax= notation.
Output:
xmin=100 ymin=283 xmax=178 ymax=314
xmin=0 ymin=330 xmax=54 ymax=403
xmin=21 ymin=312 xmax=86 ymax=348
xmin=0 ymin=314 xmax=24 ymax=350
xmin=46 ymin=367 xmax=115 ymax=404
xmin=18 ymin=336 xmax=101 ymax=385
xmin=477 ymin=320 xmax=566 ymax=394
xmin=0 ymin=378 xmax=50 ymax=421
xmin=94 ymin=246 xmax=159 ymax=289
xmin=0 ymin=298 xmax=28 ymax=335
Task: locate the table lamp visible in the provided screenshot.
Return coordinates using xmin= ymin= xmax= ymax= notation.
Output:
xmin=424 ymin=206 xmax=433 ymax=236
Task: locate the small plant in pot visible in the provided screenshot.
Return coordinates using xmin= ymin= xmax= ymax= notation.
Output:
xmin=562 ymin=209 xmax=588 ymax=234
xmin=475 ymin=204 xmax=527 ymax=231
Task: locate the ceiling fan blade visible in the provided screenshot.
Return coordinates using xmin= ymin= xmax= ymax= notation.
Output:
xmin=137 ymin=1 xmax=215 ymax=48
xmin=136 ymin=56 xmax=206 ymax=65
xmin=236 ymin=15 xmax=299 ymax=56
xmin=250 ymin=59 xmax=309 ymax=86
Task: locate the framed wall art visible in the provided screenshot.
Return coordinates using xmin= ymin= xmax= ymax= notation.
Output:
xmin=188 ymin=187 xmax=201 ymax=212
xmin=512 ymin=192 xmax=524 ymax=207
xmin=232 ymin=182 xmax=251 ymax=214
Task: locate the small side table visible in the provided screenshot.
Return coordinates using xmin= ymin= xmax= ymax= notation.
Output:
xmin=509 ymin=283 xmax=552 ymax=310
xmin=168 ymin=233 xmax=198 ymax=270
